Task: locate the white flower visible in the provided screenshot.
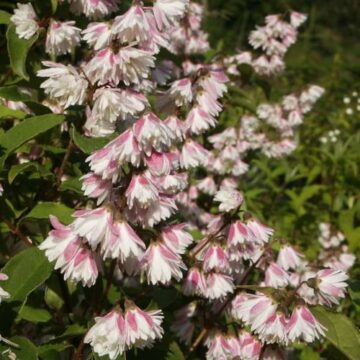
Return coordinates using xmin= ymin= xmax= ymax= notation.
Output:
xmin=315 ymin=269 xmax=348 ymax=305
xmin=69 ymin=0 xmax=119 ymax=20
xmin=11 ymin=3 xmax=39 ymax=40
xmin=141 ymin=242 xmax=186 ymax=285
xmin=37 ymin=61 xmax=88 ymax=109
xmin=82 ymin=22 xmax=113 ymax=50
xmin=153 ymin=0 xmax=189 ymax=30
xmin=112 ymin=5 xmax=150 ymax=43
xmin=46 ymin=20 xmax=81 ymax=56
xmin=214 ymin=189 xmax=243 ymax=212
xmin=84 ymin=311 xmax=126 ymax=360
xmin=0 ymin=273 xmax=10 ymax=303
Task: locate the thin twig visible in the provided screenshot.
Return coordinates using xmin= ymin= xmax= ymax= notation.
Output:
xmin=56 ymin=140 xmax=74 ymax=189
xmin=0 ymin=216 xmax=33 ymax=246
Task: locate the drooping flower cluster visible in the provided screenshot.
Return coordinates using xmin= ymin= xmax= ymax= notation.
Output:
xmin=84 ymin=302 xmax=163 ymax=359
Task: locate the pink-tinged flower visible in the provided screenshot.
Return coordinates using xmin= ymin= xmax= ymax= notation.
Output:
xmin=185 ymin=106 xmax=216 ymax=135
xmin=169 ymin=78 xmax=193 ymax=106
xmin=182 ymin=267 xmax=207 ymax=296
xmin=101 ymin=220 xmax=145 ymax=262
xmin=277 ymin=245 xmax=303 ymax=270
xmin=257 ymin=311 xmax=288 ymax=345
xmin=112 ymin=5 xmax=150 ymax=43
xmin=142 ymin=195 xmax=177 ymax=227
xmin=46 ymin=20 xmax=81 ymax=56
xmin=315 ymin=269 xmax=348 ymax=305
xmin=72 ymin=207 xmax=111 ymax=250
xmin=163 ymin=116 xmax=185 ymax=140
xmin=86 ymin=145 xmax=118 ymax=181
xmin=181 ymin=140 xmax=209 ymax=169
xmin=141 ymin=242 xmax=186 ymax=285
xmin=202 ymin=244 xmax=229 ymax=272
xmin=246 ymin=219 xmax=273 ymax=244
xmin=196 ymin=91 xmax=222 ymax=117
xmin=85 ymin=47 xmax=155 ymax=85
xmin=209 ymin=127 xmax=237 ymax=149
xmin=84 ymin=310 xmax=126 ymax=360
xmin=69 ymin=0 xmax=119 ymax=20
xmin=231 ymin=293 xmax=277 ymax=332
xmin=81 ymin=172 xmax=112 ymax=205
xmin=205 ymin=332 xmax=232 ymax=360
xmin=82 ymin=22 xmax=113 ymax=50
xmin=125 ymin=174 xmax=159 ymax=209
xmin=11 ymin=3 xmax=38 ymax=39
xmin=0 ymin=183 xmax=3 ymax=196
xmin=124 ymin=302 xmax=164 ymax=348
xmin=238 ymin=331 xmax=262 ymax=360
xmin=145 ymin=152 xmax=172 ymax=176
xmin=197 ymin=176 xmax=217 ymax=196
xmin=153 ymin=0 xmax=189 ymax=30
xmin=214 ymin=189 xmax=243 ymax=213
xmin=133 ymin=113 xmax=175 ymax=156
xmin=265 ymin=262 xmax=290 ymax=288
xmin=158 ymin=173 xmax=188 ymax=194
xmin=228 ymin=221 xmax=252 ymax=246
xmin=40 ymin=216 xmax=99 ymax=286
xmin=287 ymin=305 xmax=326 ymax=343
xmin=232 ymin=159 xmax=249 ymax=176
xmin=161 ymin=224 xmax=193 ymax=255
xmin=37 ymin=62 xmax=88 ymax=109
xmin=205 ymin=272 xmax=234 ymax=300
xmin=290 ymin=11 xmax=307 ymax=28
xmin=92 ymin=88 xmax=148 ymax=126
xmin=0 ymin=273 xmax=10 ymax=303
xmin=170 ymin=302 xmax=197 ymax=345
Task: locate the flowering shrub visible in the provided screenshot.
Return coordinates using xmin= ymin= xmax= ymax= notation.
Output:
xmin=0 ymin=1 xmax=359 ymax=359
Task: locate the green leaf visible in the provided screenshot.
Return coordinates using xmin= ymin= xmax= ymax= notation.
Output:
xmin=60 ymin=177 xmax=83 ymax=194
xmin=166 ymin=342 xmax=185 ymax=360
xmin=0 ymin=86 xmax=33 ymax=102
xmin=0 ymin=336 xmax=38 ymax=360
xmin=1 ymin=247 xmax=53 ymax=303
xmin=8 ymin=163 xmax=38 ymax=184
xmin=0 ymin=114 xmax=65 ymax=168
xmin=21 ymin=202 xmax=74 ymax=225
xmin=0 ymin=10 xmax=10 ymax=24
xmin=312 ymin=306 xmax=360 ymax=360
xmin=6 ymin=23 xmax=39 ymax=80
xmin=55 ymin=324 xmax=86 ymax=341
xmin=51 ymin=0 xmax=58 ymax=13
xmin=70 ymin=126 xmax=114 ymax=154
xmin=0 ymin=104 xmax=27 ymax=120
xmin=18 ymin=305 xmax=52 ymax=323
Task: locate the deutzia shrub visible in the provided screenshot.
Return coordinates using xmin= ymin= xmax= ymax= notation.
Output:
xmin=0 ymin=1 xmax=358 ymax=359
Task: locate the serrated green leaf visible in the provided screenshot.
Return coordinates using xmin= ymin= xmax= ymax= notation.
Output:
xmin=18 ymin=305 xmax=52 ymax=323
xmin=312 ymin=306 xmax=360 ymax=360
xmin=70 ymin=126 xmax=114 ymax=154
xmin=1 ymin=247 xmax=53 ymax=303
xmin=0 ymin=114 xmax=65 ymax=168
xmin=0 ymin=10 xmax=10 ymax=24
xmin=21 ymin=202 xmax=74 ymax=225
xmin=6 ymin=23 xmax=39 ymax=80
xmin=0 ymin=104 xmax=27 ymax=120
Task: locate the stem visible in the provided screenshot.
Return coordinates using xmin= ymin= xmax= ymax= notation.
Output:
xmin=0 ymin=217 xmax=33 ymax=246
xmin=73 ymin=339 xmax=85 ymax=360
xmin=188 ymin=328 xmax=208 ymax=355
xmin=56 ymin=140 xmax=74 ymax=189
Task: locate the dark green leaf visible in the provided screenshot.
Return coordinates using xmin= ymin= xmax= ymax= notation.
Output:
xmin=8 ymin=162 xmax=38 ymax=184
xmin=0 ymin=10 xmax=10 ymax=24
xmin=1 ymin=247 xmax=53 ymax=302
xmin=0 ymin=86 xmax=33 ymax=102
xmin=18 ymin=305 xmax=52 ymax=323
xmin=70 ymin=126 xmax=114 ymax=154
xmin=0 ymin=336 xmax=38 ymax=360
xmin=166 ymin=342 xmax=185 ymax=360
xmin=21 ymin=202 xmax=74 ymax=225
xmin=312 ymin=306 xmax=360 ymax=360
xmin=0 ymin=114 xmax=65 ymax=167
xmin=6 ymin=23 xmax=39 ymax=80
xmin=60 ymin=177 xmax=83 ymax=194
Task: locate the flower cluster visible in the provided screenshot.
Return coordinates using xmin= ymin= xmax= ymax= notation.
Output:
xmin=7 ymin=1 xmax=352 ymax=359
